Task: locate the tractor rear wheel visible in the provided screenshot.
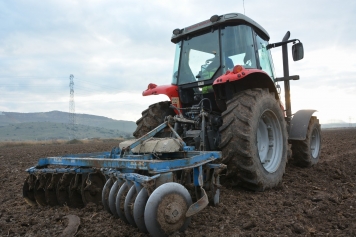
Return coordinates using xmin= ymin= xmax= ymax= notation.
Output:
xmin=219 ymin=88 xmax=288 ymax=191
xmin=133 ymin=101 xmax=175 ymax=138
xmin=290 ymin=116 xmax=321 ymax=167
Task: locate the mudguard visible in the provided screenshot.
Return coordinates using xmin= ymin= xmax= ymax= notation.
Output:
xmin=142 ymin=83 xmax=181 ymax=110
xmin=289 ymin=110 xmax=317 ymax=140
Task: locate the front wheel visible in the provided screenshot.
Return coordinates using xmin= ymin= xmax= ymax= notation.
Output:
xmin=219 ymin=88 xmax=288 ymax=191
xmin=291 ymin=116 xmax=321 ymax=167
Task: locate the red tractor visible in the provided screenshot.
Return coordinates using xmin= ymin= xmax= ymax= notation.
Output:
xmin=133 ymin=13 xmax=321 ymax=191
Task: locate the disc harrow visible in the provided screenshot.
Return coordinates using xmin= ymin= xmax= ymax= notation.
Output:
xmin=23 ymin=121 xmax=225 ymax=236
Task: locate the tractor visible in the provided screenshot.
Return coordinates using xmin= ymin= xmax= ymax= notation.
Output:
xmin=23 ymin=13 xmax=321 ymax=237
xmin=134 ymin=13 xmax=321 ymax=191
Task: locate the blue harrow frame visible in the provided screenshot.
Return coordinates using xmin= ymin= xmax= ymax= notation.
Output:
xmin=23 ymin=120 xmax=225 ymax=236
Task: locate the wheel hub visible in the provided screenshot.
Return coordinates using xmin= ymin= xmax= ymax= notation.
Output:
xmin=164 ymin=202 xmax=183 ymax=224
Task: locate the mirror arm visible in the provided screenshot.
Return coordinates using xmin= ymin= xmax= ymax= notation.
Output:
xmin=267 ymin=39 xmax=300 ymax=49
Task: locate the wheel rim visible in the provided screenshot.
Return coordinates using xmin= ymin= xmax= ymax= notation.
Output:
xmin=257 ymin=110 xmax=283 ymax=173
xmin=310 ymin=127 xmax=321 ymax=158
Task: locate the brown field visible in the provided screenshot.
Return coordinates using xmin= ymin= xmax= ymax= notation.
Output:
xmin=0 ymin=128 xmax=355 ymax=236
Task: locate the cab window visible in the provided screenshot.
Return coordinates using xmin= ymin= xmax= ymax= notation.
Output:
xmin=256 ymin=34 xmax=275 ymax=79
xmin=221 ymin=25 xmax=257 ymax=72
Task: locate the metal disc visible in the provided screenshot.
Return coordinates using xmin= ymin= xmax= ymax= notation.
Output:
xmin=102 ymin=177 xmax=114 ymax=214
xmin=81 ymin=172 xmax=106 ymax=205
xmin=124 ymin=185 xmax=137 ymax=227
xmin=108 ymin=179 xmax=123 ymax=217
xmin=23 ymin=174 xmax=37 ymax=206
xmin=56 ymin=173 xmax=74 ymax=206
xmin=68 ymin=174 xmax=84 ymax=208
xmin=115 ymin=182 xmax=129 ymax=223
xmin=34 ymin=174 xmax=51 ymax=206
xmin=45 ymin=173 xmax=62 ymax=206
xmin=144 ymin=182 xmax=192 ymax=237
xmin=133 ymin=188 xmax=149 ymax=233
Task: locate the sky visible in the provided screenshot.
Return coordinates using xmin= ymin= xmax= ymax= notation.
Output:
xmin=1 ymin=0 xmax=356 ymax=124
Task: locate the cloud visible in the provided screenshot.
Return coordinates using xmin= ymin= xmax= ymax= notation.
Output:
xmin=0 ymin=0 xmax=356 ymax=123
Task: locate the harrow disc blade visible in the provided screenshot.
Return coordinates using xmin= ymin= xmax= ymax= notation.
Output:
xmin=56 ymin=173 xmax=74 ymax=206
xmin=45 ymin=174 xmax=62 ymax=206
xmin=124 ymin=185 xmax=138 ymax=227
xmin=108 ymin=180 xmax=123 ymax=218
xmin=115 ymin=182 xmax=129 ymax=223
xmin=23 ymin=174 xmax=37 ymax=206
xmin=81 ymin=172 xmax=106 ymax=205
xmin=68 ymin=174 xmax=84 ymax=208
xmin=133 ymin=188 xmax=149 ymax=233
xmin=144 ymin=182 xmax=192 ymax=237
xmin=34 ymin=174 xmax=51 ymax=206
xmin=102 ymin=177 xmax=114 ymax=214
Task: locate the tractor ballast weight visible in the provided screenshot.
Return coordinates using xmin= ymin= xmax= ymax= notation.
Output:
xmin=23 ymin=13 xmax=322 ymax=236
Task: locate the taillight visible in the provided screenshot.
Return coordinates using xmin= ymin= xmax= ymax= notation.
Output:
xmin=147 ymin=83 xmax=157 ymax=90
xmin=232 ymin=65 xmax=243 ymax=74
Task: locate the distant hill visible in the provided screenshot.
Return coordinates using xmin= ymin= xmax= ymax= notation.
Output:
xmin=0 ymin=111 xmax=136 ymax=133
xmin=0 ymin=111 xmax=137 ymax=141
xmin=321 ymin=123 xmax=356 ymax=129
xmin=0 ymin=122 xmax=133 ymax=141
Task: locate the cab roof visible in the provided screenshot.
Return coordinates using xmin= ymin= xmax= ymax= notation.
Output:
xmin=171 ymin=13 xmax=270 ymax=43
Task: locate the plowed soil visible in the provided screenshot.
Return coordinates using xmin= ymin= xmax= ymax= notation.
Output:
xmin=1 ymin=128 xmax=355 ymax=236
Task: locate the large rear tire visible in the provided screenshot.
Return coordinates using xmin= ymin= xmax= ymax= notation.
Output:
xmin=290 ymin=116 xmax=321 ymax=167
xmin=219 ymin=88 xmax=288 ymax=191
xmin=133 ymin=101 xmax=175 ymax=138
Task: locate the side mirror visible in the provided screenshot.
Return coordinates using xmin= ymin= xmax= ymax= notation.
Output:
xmin=292 ymin=42 xmax=304 ymax=61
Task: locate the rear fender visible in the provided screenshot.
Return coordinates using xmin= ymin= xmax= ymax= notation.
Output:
xmin=213 ymin=67 xmax=270 ymax=85
xmin=213 ymin=68 xmax=279 ymax=99
xmin=142 ymin=83 xmax=181 ymax=113
xmin=289 ymin=110 xmax=317 ymax=140
xmin=213 ymin=68 xmax=279 ymax=111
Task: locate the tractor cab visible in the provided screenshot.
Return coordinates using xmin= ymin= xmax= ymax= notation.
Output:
xmin=171 ymin=13 xmax=276 ymax=110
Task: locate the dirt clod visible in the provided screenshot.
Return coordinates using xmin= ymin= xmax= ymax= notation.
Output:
xmin=60 ymin=215 xmax=80 ymax=237
xmin=242 ymin=221 xmax=256 ymax=230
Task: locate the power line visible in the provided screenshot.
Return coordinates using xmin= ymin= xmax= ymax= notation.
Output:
xmin=69 ymin=74 xmax=75 ymax=139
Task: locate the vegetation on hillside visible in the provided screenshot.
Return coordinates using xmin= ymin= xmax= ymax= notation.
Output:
xmin=0 ymin=111 xmax=136 ymax=133
xmin=0 ymin=122 xmax=133 ymax=141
